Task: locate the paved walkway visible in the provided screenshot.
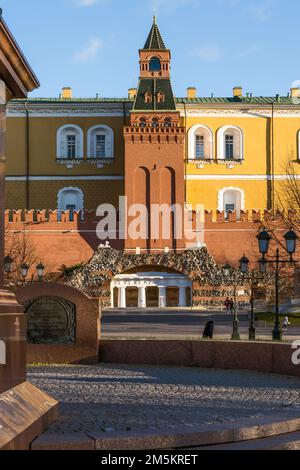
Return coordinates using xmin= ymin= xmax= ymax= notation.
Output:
xmin=28 ymin=365 xmax=300 ymax=435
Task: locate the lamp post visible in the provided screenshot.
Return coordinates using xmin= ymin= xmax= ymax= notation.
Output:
xmin=257 ymin=228 xmax=298 ymax=341
xmin=20 ymin=263 xmax=29 ymax=285
xmin=36 ymin=262 xmax=45 ymax=282
xmin=4 ymin=255 xmax=13 ymax=274
xmin=223 ymin=263 xmax=240 ymax=340
xmin=239 ymin=255 xmax=257 ymax=340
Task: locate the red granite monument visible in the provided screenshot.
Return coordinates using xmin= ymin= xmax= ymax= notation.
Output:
xmin=0 ymin=9 xmax=58 ymax=450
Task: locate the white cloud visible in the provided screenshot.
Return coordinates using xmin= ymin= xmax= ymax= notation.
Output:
xmin=73 ymin=37 xmax=103 ymax=62
xmin=248 ymin=1 xmax=274 ymax=21
xmin=191 ymin=43 xmax=223 ymax=62
xmin=238 ymin=45 xmax=260 ymax=58
xmin=68 ymin=0 xmax=106 ymax=7
xmin=291 ymin=80 xmax=300 ymax=89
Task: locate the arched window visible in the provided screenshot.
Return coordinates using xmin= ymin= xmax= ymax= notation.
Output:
xmin=164 ymin=117 xmax=172 ymax=128
xmin=152 ymin=118 xmax=159 ymax=128
xmin=87 ymin=125 xmax=114 ymax=159
xmin=140 ymin=118 xmax=147 ymax=128
xmin=188 ymin=124 xmax=213 ymax=160
xmin=57 ymin=125 xmax=83 ymax=159
xmin=157 ymin=92 xmax=165 ymax=103
xmin=144 ymin=91 xmax=152 ymax=104
xmin=149 ymin=57 xmax=161 ymax=72
xmin=217 ymin=126 xmax=244 ymax=160
xmin=57 ymin=187 xmax=84 ymax=221
xmin=218 ymin=187 xmax=245 ymax=220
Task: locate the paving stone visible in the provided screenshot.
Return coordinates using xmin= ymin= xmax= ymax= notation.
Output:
xmin=28 ymin=364 xmax=300 ymax=435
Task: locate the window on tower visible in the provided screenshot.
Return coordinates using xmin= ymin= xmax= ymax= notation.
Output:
xmin=152 ymin=118 xmax=159 ymax=128
xmin=164 ymin=117 xmax=171 ymax=127
xmin=157 ymin=92 xmax=165 ymax=103
xmin=145 ymin=91 xmax=153 ymax=103
xmin=140 ymin=118 xmax=147 ymax=128
xmin=149 ymin=57 xmax=161 ymax=72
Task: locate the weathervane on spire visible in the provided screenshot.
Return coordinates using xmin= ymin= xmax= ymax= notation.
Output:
xmin=153 ymin=9 xmax=157 ymax=25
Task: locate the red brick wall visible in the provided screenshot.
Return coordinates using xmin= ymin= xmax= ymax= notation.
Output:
xmin=4 ymin=209 xmax=293 ymax=275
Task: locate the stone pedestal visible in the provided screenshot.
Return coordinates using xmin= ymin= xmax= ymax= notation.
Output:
xmin=0 ymin=15 xmax=58 ymax=448
xmin=0 ymin=290 xmax=58 ymax=450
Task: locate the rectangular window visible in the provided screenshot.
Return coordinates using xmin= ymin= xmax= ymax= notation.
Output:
xmin=66 ymin=204 xmax=76 ymax=222
xmin=225 ymin=135 xmax=234 ymax=160
xmin=67 ymin=135 xmax=76 ymax=159
xmin=96 ymin=135 xmax=106 ymax=158
xmin=225 ymin=204 xmax=235 ymax=219
xmin=195 ymin=135 xmax=205 ymax=159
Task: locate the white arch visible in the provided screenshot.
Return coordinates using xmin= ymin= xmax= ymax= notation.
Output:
xmin=56 ymin=124 xmax=83 ymax=159
xmin=217 ymin=187 xmax=245 ymax=213
xmin=217 ymin=125 xmax=244 ymax=160
xmin=57 ymin=187 xmax=84 ymax=218
xmin=87 ymin=124 xmax=114 ymax=159
xmin=0 ymin=340 xmax=6 ymax=365
xmin=188 ymin=124 xmax=213 ymax=160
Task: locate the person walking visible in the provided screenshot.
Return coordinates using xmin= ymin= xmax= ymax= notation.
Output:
xmin=229 ymin=298 xmax=234 ymax=315
xmin=225 ymin=297 xmax=230 ymax=315
xmin=282 ymin=316 xmax=291 ymax=332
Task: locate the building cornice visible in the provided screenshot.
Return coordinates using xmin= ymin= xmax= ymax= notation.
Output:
xmin=0 ymin=10 xmax=39 ymax=98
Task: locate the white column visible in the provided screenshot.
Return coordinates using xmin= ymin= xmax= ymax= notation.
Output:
xmin=118 ymin=286 xmax=127 ymax=309
xmin=159 ymin=287 xmax=167 ymax=308
xmin=110 ymin=284 xmax=114 ymax=308
xmin=138 ymin=286 xmax=147 ymax=309
xmin=179 ymin=287 xmax=187 ymax=307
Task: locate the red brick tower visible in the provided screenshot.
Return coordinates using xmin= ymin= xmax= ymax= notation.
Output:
xmin=124 ymin=17 xmax=185 ymax=252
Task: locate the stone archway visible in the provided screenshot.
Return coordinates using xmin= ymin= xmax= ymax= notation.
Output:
xmin=67 ymin=246 xmax=230 ymax=308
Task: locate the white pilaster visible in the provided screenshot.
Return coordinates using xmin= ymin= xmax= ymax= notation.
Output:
xmin=118 ymin=286 xmax=127 ymax=309
xmin=159 ymin=287 xmax=167 ymax=308
xmin=179 ymin=287 xmax=187 ymax=307
xmin=138 ymin=286 xmax=147 ymax=309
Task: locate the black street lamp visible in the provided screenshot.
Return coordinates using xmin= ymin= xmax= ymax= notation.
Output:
xmin=36 ymin=262 xmax=45 ymax=282
xmin=4 ymin=256 xmax=13 ymax=274
xmin=239 ymin=255 xmax=257 ymax=340
xmin=20 ymin=263 xmax=29 ymax=284
xmin=256 ymin=228 xmax=298 ymax=341
xmin=223 ymin=263 xmax=240 ymax=341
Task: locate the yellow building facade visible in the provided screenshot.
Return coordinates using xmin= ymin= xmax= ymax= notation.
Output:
xmin=5 ymin=21 xmax=300 ymax=216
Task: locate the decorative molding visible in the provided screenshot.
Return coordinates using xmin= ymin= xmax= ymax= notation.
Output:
xmin=185 ymin=174 xmax=300 ymax=181
xmin=6 ymin=175 xmax=124 ymax=181
xmin=87 ymin=124 xmax=114 ymax=159
xmin=217 ymin=125 xmax=244 ymax=161
xmin=188 ymin=124 xmax=213 ymax=160
xmin=57 ymin=187 xmax=84 ymax=215
xmin=56 ymin=124 xmax=83 ymax=160
xmin=217 ymin=186 xmax=245 ymax=212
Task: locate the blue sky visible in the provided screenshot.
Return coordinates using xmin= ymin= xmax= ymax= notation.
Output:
xmin=1 ymin=0 xmax=300 ymax=98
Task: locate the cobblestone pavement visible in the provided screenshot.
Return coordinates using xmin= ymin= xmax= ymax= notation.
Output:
xmin=28 ymin=365 xmax=300 ymax=435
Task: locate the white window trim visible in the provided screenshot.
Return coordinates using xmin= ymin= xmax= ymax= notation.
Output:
xmin=56 ymin=124 xmax=84 ymax=159
xmin=217 ymin=187 xmax=245 ymax=212
xmin=87 ymin=124 xmax=114 ymax=159
xmin=57 ymin=187 xmax=84 ymax=217
xmin=217 ymin=125 xmax=244 ymax=160
xmin=188 ymin=124 xmax=213 ymax=160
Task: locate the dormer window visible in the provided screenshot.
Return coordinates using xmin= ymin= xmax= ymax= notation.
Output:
xmin=145 ymin=91 xmax=153 ymax=103
xmin=149 ymin=57 xmax=161 ymax=72
xmin=157 ymin=92 xmax=165 ymax=103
